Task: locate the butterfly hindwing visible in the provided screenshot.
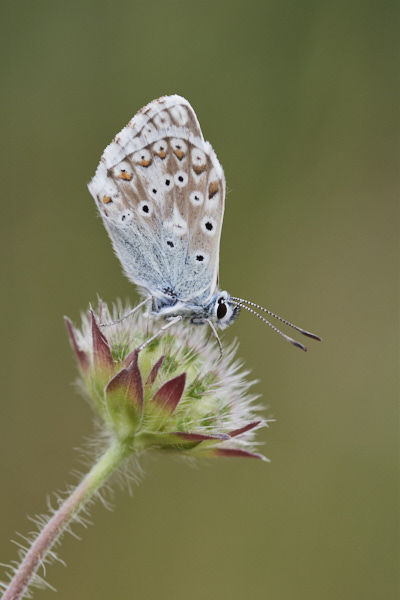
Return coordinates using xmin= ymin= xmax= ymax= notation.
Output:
xmin=89 ymin=95 xmax=225 ymax=303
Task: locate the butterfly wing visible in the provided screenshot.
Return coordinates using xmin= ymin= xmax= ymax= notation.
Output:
xmin=88 ymin=95 xmax=226 ymax=304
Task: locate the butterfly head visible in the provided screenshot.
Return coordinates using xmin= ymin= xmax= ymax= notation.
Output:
xmin=208 ymin=291 xmax=240 ymax=330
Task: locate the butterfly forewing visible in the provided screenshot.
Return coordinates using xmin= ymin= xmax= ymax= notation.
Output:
xmin=89 ymin=95 xmax=225 ymax=304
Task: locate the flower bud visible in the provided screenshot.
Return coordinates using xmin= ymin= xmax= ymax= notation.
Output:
xmin=65 ymin=301 xmax=267 ymax=460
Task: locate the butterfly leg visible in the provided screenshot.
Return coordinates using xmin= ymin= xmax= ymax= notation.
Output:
xmin=206 ymin=319 xmax=223 ymax=358
xmin=100 ymin=297 xmax=151 ymax=328
xmin=135 ymin=316 xmax=183 ymax=353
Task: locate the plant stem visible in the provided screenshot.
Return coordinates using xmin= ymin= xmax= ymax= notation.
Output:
xmin=3 ymin=440 xmax=130 ymax=600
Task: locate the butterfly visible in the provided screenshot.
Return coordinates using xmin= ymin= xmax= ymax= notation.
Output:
xmin=88 ymin=95 xmax=320 ymax=351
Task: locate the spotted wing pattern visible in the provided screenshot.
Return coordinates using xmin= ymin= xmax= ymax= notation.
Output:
xmin=88 ymin=95 xmax=226 ymax=304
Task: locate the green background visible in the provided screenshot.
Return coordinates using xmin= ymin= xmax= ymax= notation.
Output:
xmin=1 ymin=2 xmax=398 ymax=599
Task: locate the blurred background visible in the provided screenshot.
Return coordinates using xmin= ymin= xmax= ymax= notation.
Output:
xmin=0 ymin=2 xmax=398 ymax=599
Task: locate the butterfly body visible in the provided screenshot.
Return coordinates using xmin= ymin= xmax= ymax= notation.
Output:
xmin=88 ymin=95 xmax=239 ymax=330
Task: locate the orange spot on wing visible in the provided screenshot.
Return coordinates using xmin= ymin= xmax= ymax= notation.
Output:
xmin=156 ymin=150 xmax=167 ymax=159
xmin=117 ymin=171 xmax=132 ymax=181
xmin=208 ymin=182 xmax=219 ymax=199
xmin=174 ymin=149 xmax=185 ymax=160
xmin=193 ymin=164 xmax=206 ymax=175
xmin=139 ymin=158 xmax=152 ymax=167
xmin=102 ymin=196 xmax=112 ymax=204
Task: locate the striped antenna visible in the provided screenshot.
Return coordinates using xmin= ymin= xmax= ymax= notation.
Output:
xmin=231 ymin=297 xmax=321 ymax=351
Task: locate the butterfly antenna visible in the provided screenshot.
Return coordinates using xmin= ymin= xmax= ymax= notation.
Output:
xmin=231 ymin=297 xmax=321 ymax=342
xmin=232 ymin=302 xmax=307 ymax=351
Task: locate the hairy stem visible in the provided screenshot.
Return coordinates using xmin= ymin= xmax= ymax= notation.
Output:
xmin=3 ymin=440 xmax=130 ymax=600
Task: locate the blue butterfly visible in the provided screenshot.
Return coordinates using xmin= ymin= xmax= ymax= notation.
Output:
xmin=88 ymin=95 xmax=320 ymax=351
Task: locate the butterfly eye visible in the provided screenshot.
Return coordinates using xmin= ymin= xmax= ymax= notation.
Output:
xmin=217 ymin=298 xmax=228 ymax=320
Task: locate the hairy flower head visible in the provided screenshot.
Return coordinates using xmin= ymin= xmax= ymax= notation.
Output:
xmin=65 ymin=301 xmax=267 ymax=461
